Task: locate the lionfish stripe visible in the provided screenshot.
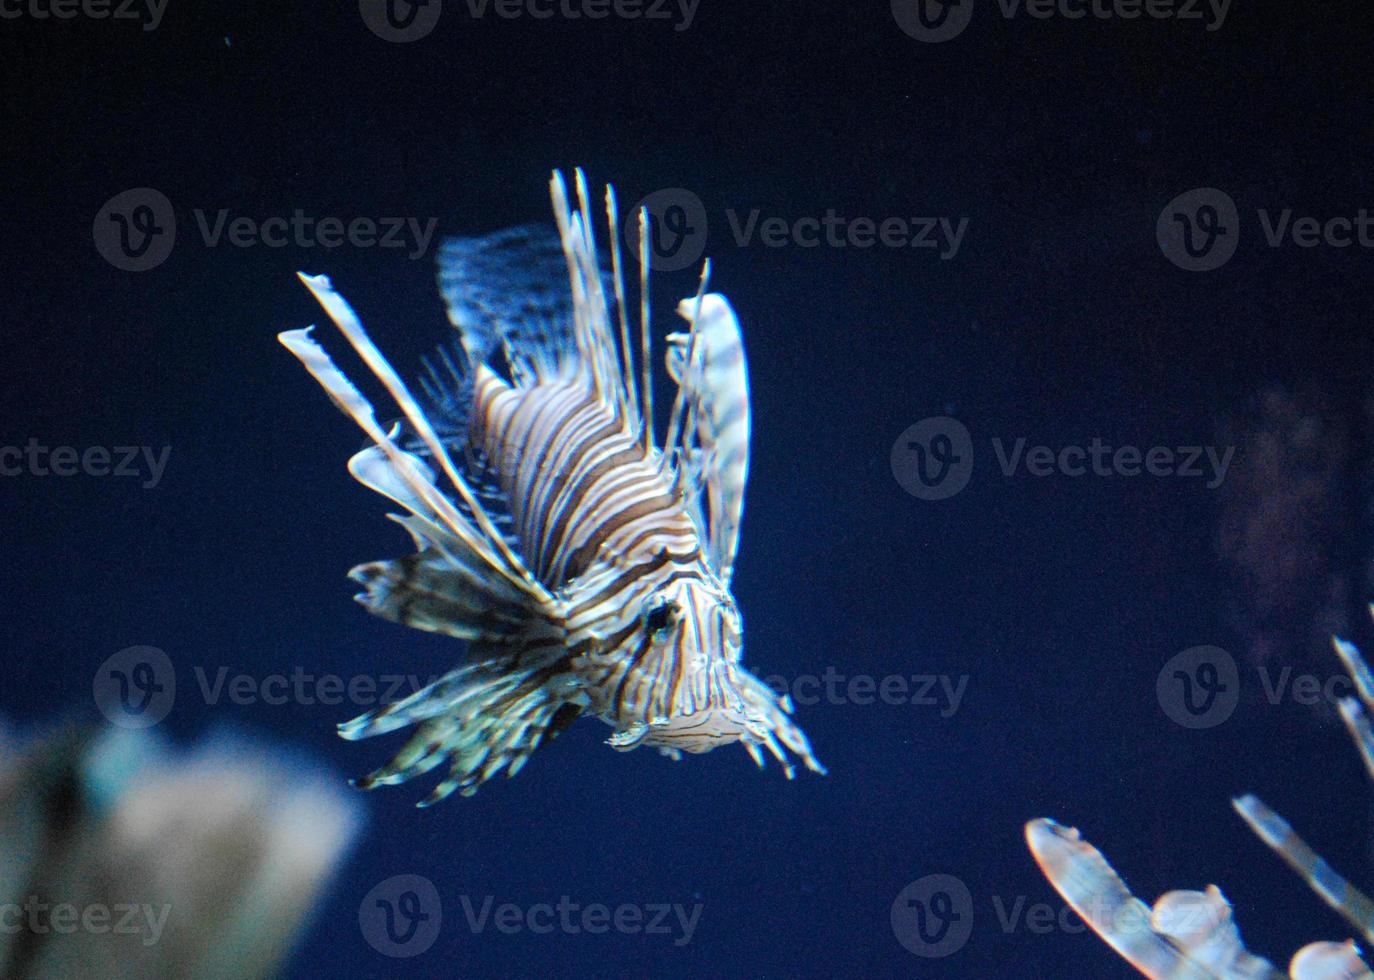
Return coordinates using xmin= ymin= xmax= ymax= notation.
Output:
xmin=603 ymin=184 xmax=640 ymax=434
xmin=344 ymin=446 xmax=556 ymax=642
xmin=549 ymin=171 xmax=630 ymax=420
xmin=1233 ymin=795 xmax=1374 ymax=946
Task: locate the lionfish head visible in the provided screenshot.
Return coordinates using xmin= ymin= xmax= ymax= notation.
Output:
xmin=610 ymin=578 xmax=824 ymax=777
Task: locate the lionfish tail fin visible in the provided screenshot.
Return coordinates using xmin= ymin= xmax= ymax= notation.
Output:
xmin=437 ymin=223 xmax=584 ymax=384
xmin=435 ymin=170 xmax=635 ymax=424
xmin=339 ymin=652 xmax=585 ymax=805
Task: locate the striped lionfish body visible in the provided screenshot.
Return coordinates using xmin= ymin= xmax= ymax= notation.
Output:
xmin=279 ymin=171 xmax=823 ymax=805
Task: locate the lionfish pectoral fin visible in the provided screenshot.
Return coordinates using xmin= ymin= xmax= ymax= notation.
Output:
xmin=340 ymin=652 xmax=586 ymax=805
xmin=283 ymin=276 xmax=552 ymax=605
xmin=664 ymin=294 xmax=750 ymax=584
xmin=345 ymin=445 xmax=561 ymax=642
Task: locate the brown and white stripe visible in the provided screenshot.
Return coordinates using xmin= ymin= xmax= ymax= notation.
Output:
xmin=279 ymin=169 xmax=822 ymax=805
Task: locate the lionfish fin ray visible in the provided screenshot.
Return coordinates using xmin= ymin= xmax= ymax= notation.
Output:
xmin=1233 ymin=794 xmax=1374 ymax=947
xmin=548 ymin=169 xmax=634 ymax=419
xmin=1025 ymin=818 xmax=1286 ymax=979
xmin=294 ymin=272 xmax=549 ymax=602
xmin=664 ymin=293 xmax=750 ymax=582
xmin=603 ymin=183 xmax=642 ymax=441
xmin=278 ymin=325 xmax=535 ymax=594
xmin=340 ymin=651 xmax=585 ymax=802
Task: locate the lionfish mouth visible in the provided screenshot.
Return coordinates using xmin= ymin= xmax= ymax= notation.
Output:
xmin=606 ymin=668 xmax=827 ymax=779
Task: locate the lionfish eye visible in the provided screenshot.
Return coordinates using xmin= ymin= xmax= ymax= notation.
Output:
xmin=644 ymin=600 xmax=678 ymax=637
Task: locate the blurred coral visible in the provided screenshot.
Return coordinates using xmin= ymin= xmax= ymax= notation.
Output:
xmin=0 ymin=724 xmax=361 ymax=980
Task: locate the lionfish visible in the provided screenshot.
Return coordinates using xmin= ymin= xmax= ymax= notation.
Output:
xmin=278 ymin=170 xmax=823 ymax=805
xmin=1026 ymin=621 xmax=1374 ymax=979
